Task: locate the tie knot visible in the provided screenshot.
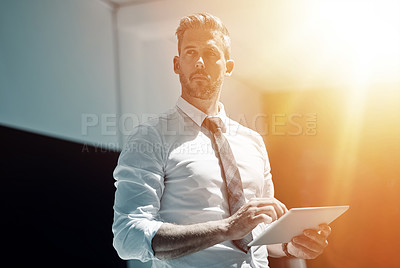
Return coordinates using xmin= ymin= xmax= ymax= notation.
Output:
xmin=202 ymin=117 xmax=226 ymax=133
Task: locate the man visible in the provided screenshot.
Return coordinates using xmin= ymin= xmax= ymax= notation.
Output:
xmin=112 ymin=13 xmax=331 ymax=267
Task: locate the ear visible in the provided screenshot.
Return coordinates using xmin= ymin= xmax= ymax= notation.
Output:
xmin=173 ymin=56 xmax=180 ymax=74
xmin=225 ymin=59 xmax=235 ymax=77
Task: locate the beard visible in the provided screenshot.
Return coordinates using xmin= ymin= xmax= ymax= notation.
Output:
xmin=179 ymin=72 xmax=223 ymax=100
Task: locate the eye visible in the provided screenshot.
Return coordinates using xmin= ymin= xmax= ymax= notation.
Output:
xmin=205 ymin=50 xmax=218 ymax=58
xmin=186 ymin=49 xmax=197 ymax=56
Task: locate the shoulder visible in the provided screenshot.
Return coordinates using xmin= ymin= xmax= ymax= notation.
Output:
xmin=119 ymin=108 xmax=178 ymax=154
xmin=127 ymin=107 xmax=180 ymax=140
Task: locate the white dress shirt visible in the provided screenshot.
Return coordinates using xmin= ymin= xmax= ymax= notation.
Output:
xmin=112 ymin=97 xmax=275 ymax=267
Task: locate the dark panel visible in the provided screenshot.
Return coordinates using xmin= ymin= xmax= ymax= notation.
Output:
xmin=0 ymin=125 xmax=125 ymax=268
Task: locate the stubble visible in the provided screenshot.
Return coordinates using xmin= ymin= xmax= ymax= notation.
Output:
xmin=179 ymin=72 xmax=223 ymax=100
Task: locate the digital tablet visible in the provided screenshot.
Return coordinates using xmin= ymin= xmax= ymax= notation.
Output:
xmin=248 ymin=205 xmax=349 ymax=246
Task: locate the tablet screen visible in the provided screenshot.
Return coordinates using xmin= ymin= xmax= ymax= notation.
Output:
xmin=248 ymin=205 xmax=349 ymax=246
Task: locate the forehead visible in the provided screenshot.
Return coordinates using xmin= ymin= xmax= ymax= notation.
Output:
xmin=181 ymin=29 xmax=225 ymax=50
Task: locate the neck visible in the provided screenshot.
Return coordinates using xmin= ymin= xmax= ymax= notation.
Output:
xmin=181 ymin=93 xmax=220 ymax=116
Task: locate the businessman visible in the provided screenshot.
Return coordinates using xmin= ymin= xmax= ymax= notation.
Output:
xmin=112 ymin=13 xmax=331 ymax=267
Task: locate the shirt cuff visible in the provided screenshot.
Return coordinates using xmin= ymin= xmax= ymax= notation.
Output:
xmin=142 ymin=219 xmax=164 ymax=258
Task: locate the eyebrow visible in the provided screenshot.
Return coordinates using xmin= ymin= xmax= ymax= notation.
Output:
xmin=183 ymin=45 xmax=196 ymax=50
xmin=183 ymin=44 xmax=220 ymax=51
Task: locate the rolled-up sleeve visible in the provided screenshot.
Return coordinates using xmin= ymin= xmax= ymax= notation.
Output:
xmin=112 ymin=125 xmax=165 ymax=261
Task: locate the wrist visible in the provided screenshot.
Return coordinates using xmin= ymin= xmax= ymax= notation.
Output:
xmin=282 ymin=242 xmax=295 ymax=258
xmin=219 ymin=218 xmax=232 ymax=240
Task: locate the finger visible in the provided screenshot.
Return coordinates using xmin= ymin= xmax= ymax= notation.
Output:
xmin=271 ymin=201 xmax=285 ymax=218
xmin=249 ymin=198 xmax=274 ymax=206
xmin=254 ymin=206 xmax=278 ymax=222
xmin=292 ymin=235 xmax=327 ymax=254
xmin=303 ymin=229 xmax=329 ymax=248
xmin=254 ymin=213 xmax=273 ymax=224
xmin=318 ymin=224 xmax=332 ymax=238
xmin=274 ymin=198 xmax=289 ymax=215
xmin=266 ymin=202 xmax=283 ymax=219
xmin=253 ymin=199 xmax=286 ymax=218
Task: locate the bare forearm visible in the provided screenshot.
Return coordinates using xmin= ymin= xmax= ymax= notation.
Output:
xmin=152 ymin=220 xmax=229 ymax=260
xmin=151 ymin=198 xmax=288 ymax=260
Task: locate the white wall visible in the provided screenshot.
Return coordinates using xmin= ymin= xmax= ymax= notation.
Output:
xmin=0 ymin=0 xmax=119 ymax=149
xmin=117 ymin=25 xmax=180 ymax=145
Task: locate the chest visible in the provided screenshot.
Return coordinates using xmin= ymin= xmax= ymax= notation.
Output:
xmin=164 ymin=132 xmax=265 ymax=199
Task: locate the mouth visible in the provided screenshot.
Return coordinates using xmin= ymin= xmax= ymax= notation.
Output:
xmin=190 ymin=73 xmax=209 ymax=81
xmin=191 ymin=76 xmax=208 ymax=81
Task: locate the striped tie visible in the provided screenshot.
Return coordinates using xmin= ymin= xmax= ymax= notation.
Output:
xmin=202 ymin=117 xmax=253 ymax=253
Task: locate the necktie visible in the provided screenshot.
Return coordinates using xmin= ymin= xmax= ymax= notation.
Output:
xmin=202 ymin=117 xmax=253 ymax=253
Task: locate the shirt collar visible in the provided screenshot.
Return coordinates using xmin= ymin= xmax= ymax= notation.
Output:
xmin=176 ymin=96 xmax=227 ymax=127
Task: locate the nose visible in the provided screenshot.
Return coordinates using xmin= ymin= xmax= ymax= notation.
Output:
xmin=195 ymin=57 xmax=205 ymax=69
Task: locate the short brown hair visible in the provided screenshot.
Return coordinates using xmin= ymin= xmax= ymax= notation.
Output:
xmin=176 ymin=13 xmax=231 ymax=60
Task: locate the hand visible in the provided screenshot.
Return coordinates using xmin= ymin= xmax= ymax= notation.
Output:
xmin=287 ymin=223 xmax=331 ymax=259
xmin=224 ymin=198 xmax=288 ymax=240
